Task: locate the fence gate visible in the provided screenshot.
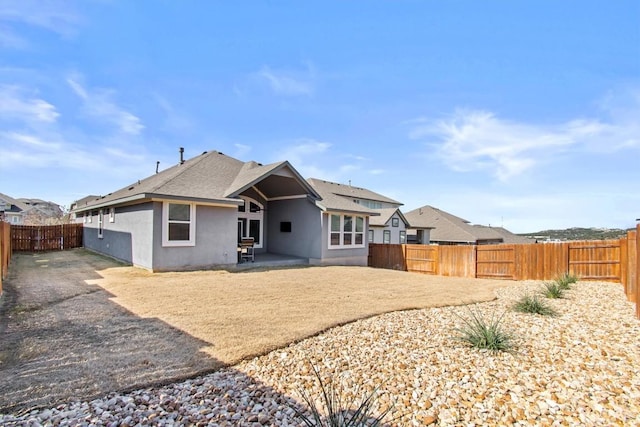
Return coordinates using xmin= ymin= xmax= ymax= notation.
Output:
xmin=476 ymin=245 xmax=516 ymax=280
xmin=11 ymin=224 xmax=83 ymax=252
xmin=568 ymin=240 xmax=621 ymax=281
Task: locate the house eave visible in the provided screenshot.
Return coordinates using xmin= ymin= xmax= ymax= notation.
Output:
xmin=72 ymin=193 xmax=242 ymax=213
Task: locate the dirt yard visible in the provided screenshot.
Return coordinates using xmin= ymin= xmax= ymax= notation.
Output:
xmin=0 ymin=249 xmax=512 ymax=413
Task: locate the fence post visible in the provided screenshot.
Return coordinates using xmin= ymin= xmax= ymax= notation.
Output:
xmin=636 ymin=224 xmax=640 ymax=319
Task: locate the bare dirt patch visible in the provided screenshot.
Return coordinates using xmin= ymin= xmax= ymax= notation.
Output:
xmin=0 ymin=249 xmax=512 ymax=414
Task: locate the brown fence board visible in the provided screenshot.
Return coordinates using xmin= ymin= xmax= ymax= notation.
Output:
xmin=367 ymin=244 xmax=406 ymax=271
xmin=476 ymin=245 xmax=515 ymax=280
xmin=11 ymin=224 xmax=83 ymax=252
xmin=0 ymin=221 xmax=11 ymax=294
xmin=636 ymin=224 xmax=640 ymax=317
xmin=438 ymin=245 xmax=475 ymax=278
xmin=626 ymin=231 xmax=637 ymax=303
xmin=568 ymin=240 xmax=621 ymax=281
xmin=405 ymin=244 xmax=438 ymax=274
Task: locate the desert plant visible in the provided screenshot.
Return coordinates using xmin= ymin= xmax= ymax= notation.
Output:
xmin=556 ymin=272 xmax=579 ymax=290
xmin=292 ymin=363 xmax=394 ymax=427
xmin=541 ymin=281 xmax=565 ymax=299
xmin=513 ymin=293 xmax=557 ymax=316
xmin=453 ymin=306 xmax=514 ymax=352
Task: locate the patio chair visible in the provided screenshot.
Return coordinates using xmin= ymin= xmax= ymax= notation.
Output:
xmin=239 ymin=237 xmax=255 ymax=262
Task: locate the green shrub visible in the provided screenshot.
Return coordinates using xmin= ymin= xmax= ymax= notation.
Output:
xmin=541 ymin=281 xmax=566 ymax=299
xmin=556 ymin=272 xmax=579 ymax=290
xmin=292 ymin=363 xmax=394 ymax=427
xmin=453 ymin=306 xmax=514 ymax=352
xmin=513 ymin=293 xmax=557 ymax=316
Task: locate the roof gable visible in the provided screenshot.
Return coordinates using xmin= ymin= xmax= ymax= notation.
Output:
xmin=369 ymin=208 xmax=410 ymax=227
xmin=73 ymin=150 xmax=320 ymax=212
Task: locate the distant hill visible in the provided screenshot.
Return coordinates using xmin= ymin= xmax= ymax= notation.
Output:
xmin=519 ymin=227 xmax=632 ymax=241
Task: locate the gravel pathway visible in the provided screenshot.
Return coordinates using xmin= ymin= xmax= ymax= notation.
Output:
xmin=2 ymin=280 xmax=639 ymax=426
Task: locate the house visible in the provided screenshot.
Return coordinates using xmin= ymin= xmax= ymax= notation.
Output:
xmin=306 ymin=179 xmax=417 ymax=245
xmin=72 ymin=150 xmax=392 ymax=271
xmin=404 ymin=205 xmax=529 ymax=245
xmin=17 ymin=198 xmax=65 ymax=225
xmin=0 ymin=193 xmax=27 ymax=225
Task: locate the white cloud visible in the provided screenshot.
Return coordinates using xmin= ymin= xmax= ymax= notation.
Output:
xmin=257 ymin=65 xmax=314 ymax=96
xmin=0 ymin=0 xmax=82 ymax=36
xmin=67 ymin=75 xmax=144 ymax=135
xmin=409 ymin=90 xmax=640 ymax=181
xmin=0 ymin=85 xmax=59 ymax=123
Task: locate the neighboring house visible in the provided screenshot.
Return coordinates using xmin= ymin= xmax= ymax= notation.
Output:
xmin=0 ymin=193 xmax=27 ymax=225
xmin=18 ymin=198 xmax=65 ymax=225
xmin=404 ymin=205 xmax=529 ymax=245
xmin=369 ymin=208 xmax=411 ymax=244
xmin=72 ymin=150 xmax=389 ymax=271
xmin=306 ymin=179 xmax=414 ymax=245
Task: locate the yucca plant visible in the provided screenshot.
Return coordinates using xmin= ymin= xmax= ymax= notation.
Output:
xmin=292 ymin=363 xmax=394 ymax=427
xmin=556 ymin=272 xmax=579 ymax=290
xmin=453 ymin=306 xmax=514 ymax=352
xmin=541 ymin=281 xmax=565 ymax=299
xmin=513 ymin=293 xmax=557 ymax=316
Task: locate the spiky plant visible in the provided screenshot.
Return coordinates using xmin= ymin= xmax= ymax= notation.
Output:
xmin=556 ymin=272 xmax=579 ymax=290
xmin=292 ymin=363 xmax=394 ymax=427
xmin=453 ymin=306 xmax=514 ymax=352
xmin=513 ymin=293 xmax=557 ymax=316
xmin=541 ymin=281 xmax=565 ymax=299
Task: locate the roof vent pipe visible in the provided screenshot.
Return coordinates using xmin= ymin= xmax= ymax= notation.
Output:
xmin=179 ymin=147 xmax=184 ymax=164
xmin=156 ymin=161 xmax=160 ymax=174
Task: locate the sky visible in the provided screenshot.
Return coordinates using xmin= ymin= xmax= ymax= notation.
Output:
xmin=1 ymin=1 xmax=639 ymax=233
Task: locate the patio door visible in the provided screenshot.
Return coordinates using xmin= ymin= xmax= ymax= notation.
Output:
xmin=237 ymin=196 xmax=263 ymax=248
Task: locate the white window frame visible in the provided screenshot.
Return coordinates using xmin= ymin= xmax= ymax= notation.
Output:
xmin=98 ymin=209 xmax=104 ymax=239
xmin=162 ymin=202 xmax=196 ymax=247
xmin=400 ymin=230 xmax=407 ymax=244
xmin=383 ymin=229 xmax=391 ymax=244
xmin=328 ymin=213 xmax=366 ymax=249
xmin=109 ymin=207 xmax=115 ymax=223
xmin=368 ymin=229 xmax=374 ymax=243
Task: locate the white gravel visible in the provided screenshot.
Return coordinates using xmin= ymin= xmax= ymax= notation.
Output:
xmin=2 ymin=280 xmax=639 ymax=426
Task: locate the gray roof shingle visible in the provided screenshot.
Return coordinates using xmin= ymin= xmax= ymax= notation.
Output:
xmin=72 ymin=151 xmax=319 ymax=212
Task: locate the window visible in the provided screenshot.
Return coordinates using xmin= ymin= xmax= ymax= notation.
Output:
xmin=383 ymin=230 xmax=391 ymax=244
xmin=280 ymin=221 xmax=292 ymax=232
xmin=109 ymin=207 xmax=115 ymax=223
xmin=237 ymin=196 xmax=263 ymax=248
xmin=163 ymin=202 xmax=196 ymax=246
xmin=98 ymin=209 xmax=104 ymax=239
xmin=392 ymin=217 xmax=399 ymax=227
xmin=328 ymin=214 xmax=365 ymax=248
xmin=368 ymin=229 xmax=374 ymax=243
xmin=87 ymin=212 xmax=92 ymax=223
xmin=400 ymin=230 xmax=406 ymax=244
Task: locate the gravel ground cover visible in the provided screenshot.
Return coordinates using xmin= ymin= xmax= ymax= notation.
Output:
xmin=2 ymin=280 xmax=638 ymax=426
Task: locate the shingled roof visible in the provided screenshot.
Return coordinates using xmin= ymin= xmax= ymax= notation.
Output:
xmin=404 ymin=205 xmax=526 ymax=244
xmin=307 ymin=179 xmax=400 ymax=216
xmin=72 ymin=151 xmax=320 ymax=212
xmin=369 ymin=207 xmax=410 ymax=227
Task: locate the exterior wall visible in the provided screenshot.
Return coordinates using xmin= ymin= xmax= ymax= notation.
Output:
xmin=314 ymin=212 xmax=368 ymax=266
xmin=151 ymin=203 xmax=238 ymax=271
xmin=407 ymin=229 xmax=432 ymax=245
xmin=83 ymin=203 xmax=154 ymax=269
xmin=266 ymin=198 xmax=322 ymax=259
xmin=4 ymin=212 xmax=23 ymax=225
xmin=370 ymin=213 xmax=408 ymax=244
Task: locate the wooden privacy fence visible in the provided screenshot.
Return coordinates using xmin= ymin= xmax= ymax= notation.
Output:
xmin=0 ymin=221 xmax=11 ymax=295
xmin=11 ymin=224 xmax=83 ymax=252
xmin=369 ymin=227 xmax=640 ymax=318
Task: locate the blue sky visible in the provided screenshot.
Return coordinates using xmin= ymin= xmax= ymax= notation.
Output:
xmin=1 ymin=1 xmax=638 ymax=233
